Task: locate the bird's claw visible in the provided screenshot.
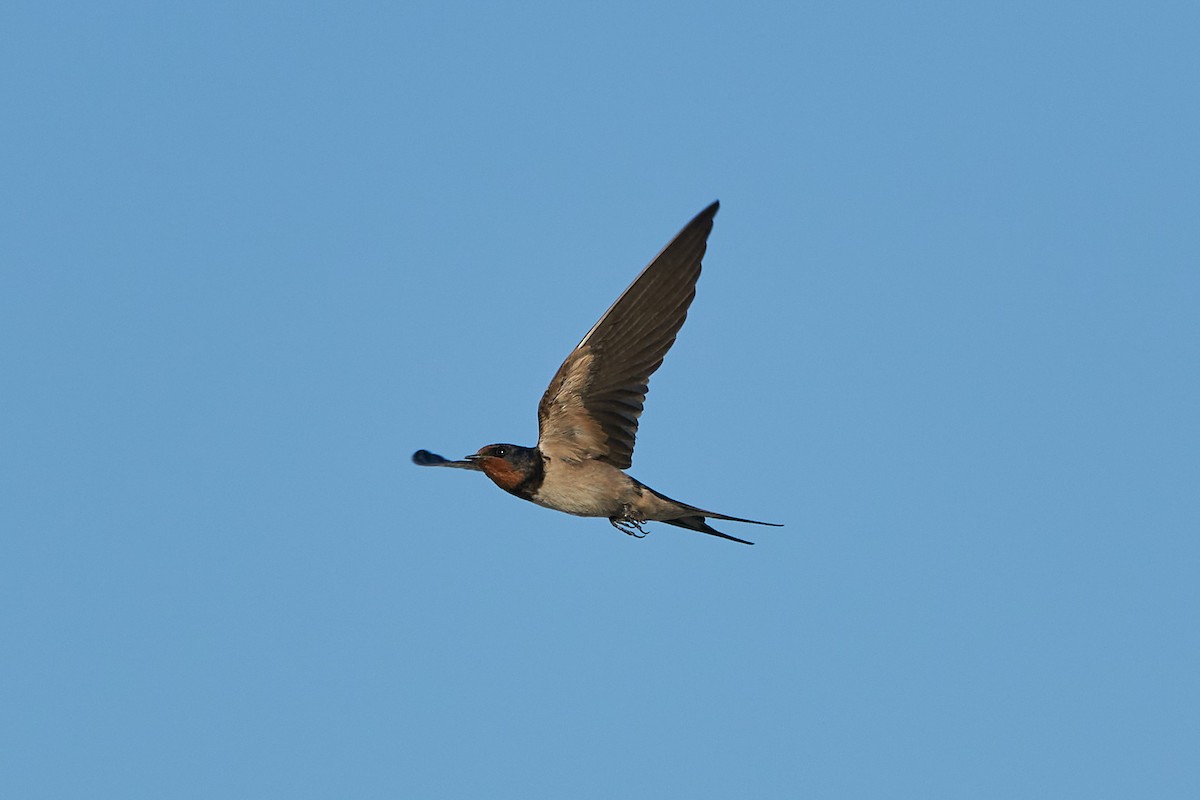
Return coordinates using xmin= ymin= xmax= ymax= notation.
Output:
xmin=610 ymin=514 xmax=650 ymax=539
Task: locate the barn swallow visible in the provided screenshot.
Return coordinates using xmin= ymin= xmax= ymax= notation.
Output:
xmin=413 ymin=201 xmax=780 ymax=544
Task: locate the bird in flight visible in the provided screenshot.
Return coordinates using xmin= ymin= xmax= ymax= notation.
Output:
xmin=413 ymin=201 xmax=780 ymax=544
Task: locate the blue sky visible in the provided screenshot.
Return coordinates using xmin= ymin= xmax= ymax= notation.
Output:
xmin=3 ymin=2 xmax=1197 ymax=797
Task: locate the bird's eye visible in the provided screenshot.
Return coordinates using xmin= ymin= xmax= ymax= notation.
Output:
xmin=495 ymin=447 xmax=508 ymax=457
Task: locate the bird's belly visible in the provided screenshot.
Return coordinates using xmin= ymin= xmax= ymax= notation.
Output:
xmin=528 ymin=459 xmax=634 ymax=518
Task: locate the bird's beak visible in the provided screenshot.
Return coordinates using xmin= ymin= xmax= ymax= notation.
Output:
xmin=464 ymin=454 xmax=481 ymax=463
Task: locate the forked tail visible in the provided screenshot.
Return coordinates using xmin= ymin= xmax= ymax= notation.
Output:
xmin=645 ymin=485 xmax=782 ymax=545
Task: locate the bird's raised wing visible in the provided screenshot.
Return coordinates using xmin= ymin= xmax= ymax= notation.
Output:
xmin=537 ymin=201 xmax=718 ymax=468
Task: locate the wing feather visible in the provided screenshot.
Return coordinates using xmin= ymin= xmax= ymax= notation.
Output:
xmin=537 ymin=201 xmax=719 ymax=467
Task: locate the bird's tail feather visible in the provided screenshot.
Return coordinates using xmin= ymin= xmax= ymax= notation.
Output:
xmin=659 ymin=516 xmax=757 ymax=545
xmin=642 ymin=485 xmax=782 ymax=545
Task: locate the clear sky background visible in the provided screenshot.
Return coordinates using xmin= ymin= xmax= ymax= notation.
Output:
xmin=3 ymin=2 xmax=1197 ymax=798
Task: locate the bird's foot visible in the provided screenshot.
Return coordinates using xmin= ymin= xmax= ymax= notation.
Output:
xmin=610 ymin=511 xmax=650 ymax=539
